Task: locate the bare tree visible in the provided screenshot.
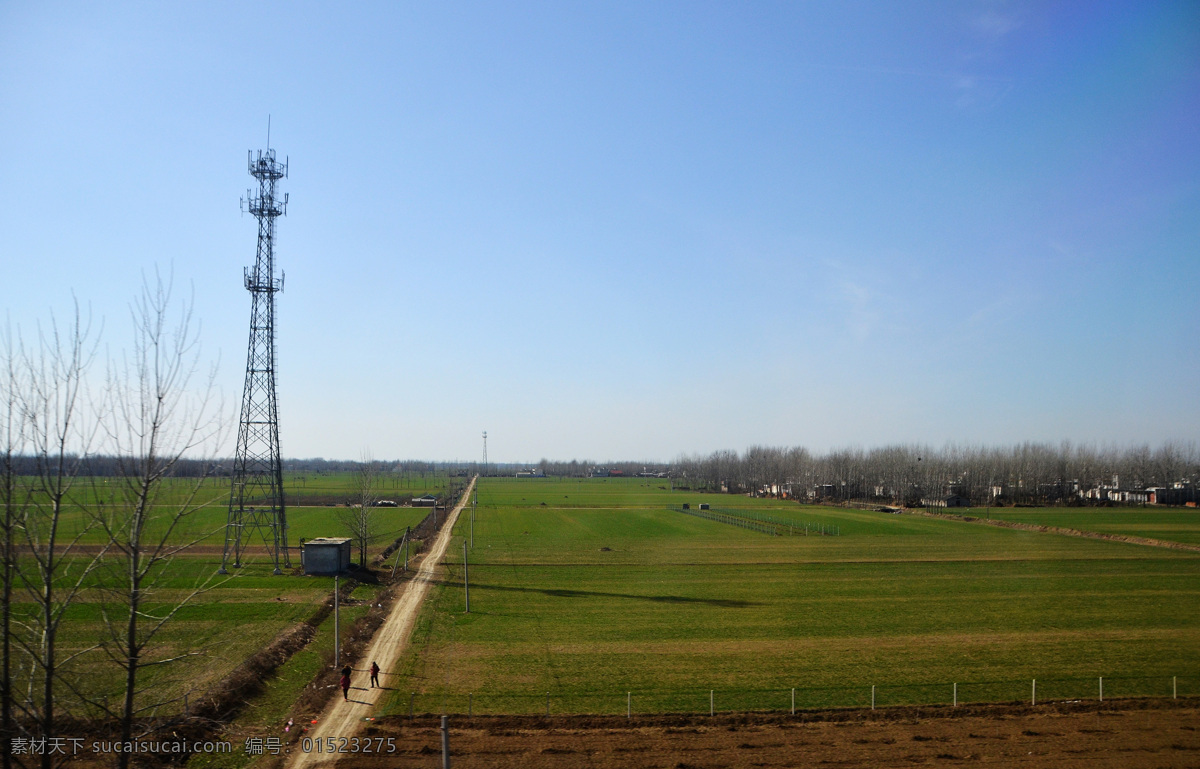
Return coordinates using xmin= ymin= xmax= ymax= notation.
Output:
xmin=1 ymin=322 xmax=24 ymax=769
xmin=6 ymin=307 xmax=107 ymax=769
xmin=87 ymin=274 xmax=225 ymax=768
xmin=339 ymin=455 xmax=382 ymax=566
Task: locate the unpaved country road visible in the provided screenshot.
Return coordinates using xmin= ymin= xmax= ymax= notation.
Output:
xmin=287 ymin=476 xmax=475 ymax=769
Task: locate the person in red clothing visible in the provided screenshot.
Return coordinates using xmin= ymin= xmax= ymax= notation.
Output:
xmin=340 ymin=666 xmax=351 ymax=701
xmin=370 ymin=661 xmax=380 ymax=688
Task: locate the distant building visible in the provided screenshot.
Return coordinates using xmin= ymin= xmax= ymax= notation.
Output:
xmin=1149 ymin=486 xmax=1199 ymax=505
xmin=413 ymin=494 xmax=437 ymax=507
xmin=924 ymin=495 xmax=969 ymax=508
xmin=1110 ymin=489 xmax=1149 ymax=504
xmin=1084 ymin=484 xmax=1151 ymax=504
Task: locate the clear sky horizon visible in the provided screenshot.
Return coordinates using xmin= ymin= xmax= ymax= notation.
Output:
xmin=2 ymin=1 xmax=1197 ymax=464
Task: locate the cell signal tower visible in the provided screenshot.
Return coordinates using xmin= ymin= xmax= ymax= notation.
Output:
xmin=481 ymin=431 xmax=488 ymax=477
xmin=221 ymin=142 xmax=290 ymax=575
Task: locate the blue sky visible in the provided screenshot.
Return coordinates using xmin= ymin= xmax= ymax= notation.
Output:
xmin=2 ymin=1 xmax=1197 ymax=463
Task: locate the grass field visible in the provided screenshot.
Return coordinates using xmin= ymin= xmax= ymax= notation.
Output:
xmin=8 ymin=472 xmax=458 ymax=720
xmin=10 ymin=560 xmax=328 ymax=720
xmin=51 ymin=472 xmax=455 ymax=547
xmin=960 ymin=506 xmax=1200 ymax=546
xmin=384 ymin=478 xmax=1200 ymax=715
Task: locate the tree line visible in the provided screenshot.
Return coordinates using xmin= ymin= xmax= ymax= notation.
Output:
xmin=672 ymin=442 xmax=1200 ymax=506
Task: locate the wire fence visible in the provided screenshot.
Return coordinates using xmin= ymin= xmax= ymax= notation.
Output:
xmin=670 ymin=506 xmax=841 ymax=536
xmin=395 ymin=674 xmax=1194 ymax=717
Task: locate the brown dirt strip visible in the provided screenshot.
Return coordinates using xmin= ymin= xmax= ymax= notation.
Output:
xmin=909 ymin=509 xmax=1200 ymax=554
xmin=292 ymin=697 xmax=1199 ymax=768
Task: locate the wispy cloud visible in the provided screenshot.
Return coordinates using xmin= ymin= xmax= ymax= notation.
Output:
xmin=952 ymin=72 xmax=1014 ymax=109
xmin=970 ymin=9 xmax=1022 ymax=41
xmin=965 ymin=291 xmax=1027 ymax=328
xmin=804 ymin=61 xmax=1013 ymax=110
xmin=946 ymin=4 xmax=1023 ymax=108
xmin=838 ymin=279 xmax=879 ymax=343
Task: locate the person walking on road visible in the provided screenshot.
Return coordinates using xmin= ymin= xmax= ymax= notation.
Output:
xmin=340 ymin=666 xmax=351 ymax=701
xmin=370 ymin=661 xmax=380 ymax=688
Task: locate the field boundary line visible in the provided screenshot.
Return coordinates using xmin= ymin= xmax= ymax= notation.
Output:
xmin=907 ymin=509 xmax=1200 ymax=554
xmin=669 ymin=505 xmax=841 ymax=536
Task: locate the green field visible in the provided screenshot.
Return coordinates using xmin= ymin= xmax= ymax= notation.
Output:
xmin=385 ymin=478 xmax=1200 ymax=715
xmin=7 ymin=472 xmax=458 ymax=720
xmin=9 ymin=560 xmax=330 ymax=720
xmin=52 ymin=472 xmax=455 ymax=547
xmin=962 ymin=506 xmax=1200 ymax=546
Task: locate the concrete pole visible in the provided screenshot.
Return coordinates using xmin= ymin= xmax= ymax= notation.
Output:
xmin=333 ymin=574 xmax=340 ymax=668
xmin=441 ymin=715 xmax=450 ymax=769
xmin=463 ymin=542 xmax=470 ymax=613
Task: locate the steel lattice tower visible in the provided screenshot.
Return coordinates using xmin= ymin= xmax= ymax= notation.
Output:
xmin=221 ymin=146 xmax=290 ymax=575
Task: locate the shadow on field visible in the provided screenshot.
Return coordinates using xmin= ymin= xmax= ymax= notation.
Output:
xmin=435 ymin=580 xmax=760 ymax=608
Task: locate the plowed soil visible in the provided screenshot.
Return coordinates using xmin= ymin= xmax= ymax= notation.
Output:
xmin=293 ymin=699 xmax=1198 ymax=768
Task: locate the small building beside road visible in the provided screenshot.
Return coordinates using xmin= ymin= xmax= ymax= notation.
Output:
xmin=301 ymin=537 xmax=351 ymax=575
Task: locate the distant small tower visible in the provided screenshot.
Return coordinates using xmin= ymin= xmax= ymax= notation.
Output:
xmin=482 ymin=431 xmax=488 ymax=477
xmin=221 ymin=142 xmax=290 ymax=575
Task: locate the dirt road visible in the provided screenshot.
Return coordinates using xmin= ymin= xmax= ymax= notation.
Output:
xmin=286 ymin=477 xmax=474 ymax=769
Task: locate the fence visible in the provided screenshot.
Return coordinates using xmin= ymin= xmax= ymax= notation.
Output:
xmin=670 ymin=506 xmax=840 ymax=537
xmin=395 ymin=674 xmax=1194 ymax=718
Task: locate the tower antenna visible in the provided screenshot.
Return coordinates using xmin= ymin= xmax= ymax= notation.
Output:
xmin=221 ymin=141 xmax=290 ymax=575
xmin=482 ymin=431 xmax=488 ymax=478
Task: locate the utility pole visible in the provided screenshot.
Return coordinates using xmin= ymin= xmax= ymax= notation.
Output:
xmin=463 ymin=541 xmax=470 ymax=613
